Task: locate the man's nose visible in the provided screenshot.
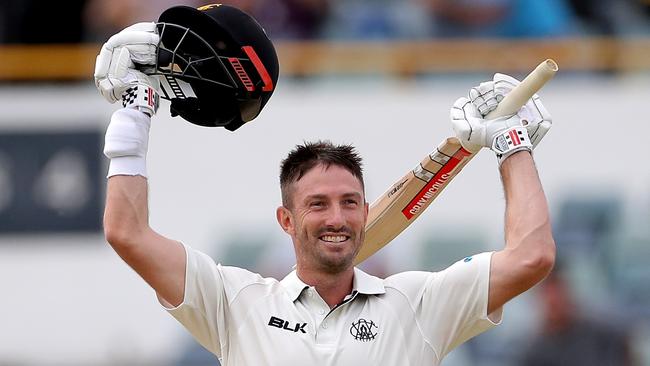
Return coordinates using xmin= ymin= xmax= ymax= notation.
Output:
xmin=325 ymin=205 xmax=346 ymax=229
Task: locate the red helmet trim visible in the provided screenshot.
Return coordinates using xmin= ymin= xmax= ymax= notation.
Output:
xmin=228 ymin=58 xmax=255 ymax=92
xmin=242 ymin=46 xmax=274 ymax=92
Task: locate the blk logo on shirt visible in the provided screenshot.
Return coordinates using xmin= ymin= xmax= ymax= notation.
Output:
xmin=268 ymin=316 xmax=307 ymax=334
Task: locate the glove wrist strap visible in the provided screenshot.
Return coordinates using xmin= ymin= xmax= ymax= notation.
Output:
xmin=122 ymin=84 xmax=159 ymax=117
xmin=491 ymin=126 xmax=533 ymax=165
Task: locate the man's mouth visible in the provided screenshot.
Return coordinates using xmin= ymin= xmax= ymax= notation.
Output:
xmin=320 ymin=235 xmax=350 ymax=243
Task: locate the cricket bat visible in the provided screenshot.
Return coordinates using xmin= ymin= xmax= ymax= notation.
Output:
xmin=355 ymin=59 xmax=558 ymax=265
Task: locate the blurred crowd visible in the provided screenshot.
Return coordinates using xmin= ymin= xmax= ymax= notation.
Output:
xmin=1 ymin=0 xmax=650 ymax=43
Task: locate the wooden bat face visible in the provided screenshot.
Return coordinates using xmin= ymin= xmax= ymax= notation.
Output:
xmin=355 ymin=137 xmax=474 ymax=264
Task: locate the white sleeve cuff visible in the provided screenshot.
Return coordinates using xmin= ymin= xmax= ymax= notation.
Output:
xmin=107 ymin=156 xmax=147 ymax=178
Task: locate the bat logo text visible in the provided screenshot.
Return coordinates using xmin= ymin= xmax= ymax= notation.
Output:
xmin=387 ymin=180 xmax=408 ymax=198
xmin=401 ymin=147 xmax=471 ymax=219
xmin=405 ymin=173 xmax=451 ymax=216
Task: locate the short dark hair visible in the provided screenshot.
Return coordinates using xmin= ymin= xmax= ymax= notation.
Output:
xmin=280 ymin=141 xmax=364 ymax=207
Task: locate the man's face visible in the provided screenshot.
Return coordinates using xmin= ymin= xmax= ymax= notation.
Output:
xmin=277 ymin=164 xmax=368 ymax=274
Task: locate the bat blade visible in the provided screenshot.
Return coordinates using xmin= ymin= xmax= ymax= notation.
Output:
xmin=355 ymin=137 xmax=473 ymax=265
xmin=355 ymin=59 xmax=558 ymax=265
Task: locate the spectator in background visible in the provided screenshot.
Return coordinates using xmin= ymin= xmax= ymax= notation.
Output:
xmin=643 ymin=0 xmax=650 ymax=16
xmin=83 ymin=0 xmax=198 ymax=41
xmin=223 ymin=0 xmax=331 ymax=39
xmin=520 ymin=267 xmax=635 ymax=366
xmin=420 ymin=0 xmax=574 ymax=38
xmin=324 ymin=0 xmax=430 ymax=40
xmin=565 ymin=0 xmax=616 ymax=35
xmin=83 ymin=0 xmax=330 ymax=41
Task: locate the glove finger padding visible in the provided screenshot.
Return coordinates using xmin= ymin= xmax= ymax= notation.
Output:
xmin=96 ymin=48 xmax=160 ymax=115
xmin=451 ymin=94 xmax=533 ymax=164
xmin=493 ymin=73 xmax=521 ymax=96
xmin=104 ymin=22 xmax=159 ymax=65
xmin=469 ymin=81 xmax=502 ymax=117
xmin=521 ymin=95 xmax=552 ymax=148
xmin=94 ymin=22 xmax=160 ymax=106
xmin=450 ymin=97 xmax=486 ymax=153
xmin=469 ymin=73 xmax=520 ymax=117
xmin=469 ymin=72 xmax=552 ymax=150
xmin=496 ymin=73 xmax=552 ymax=149
xmin=95 ymin=47 xmax=135 ymax=103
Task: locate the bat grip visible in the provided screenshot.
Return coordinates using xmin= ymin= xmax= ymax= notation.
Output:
xmin=485 ymin=59 xmax=558 ymax=119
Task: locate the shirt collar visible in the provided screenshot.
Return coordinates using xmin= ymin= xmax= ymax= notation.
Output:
xmin=280 ymin=270 xmax=310 ymax=302
xmin=280 ymin=267 xmax=386 ymax=302
xmin=352 ymin=267 xmax=386 ymax=295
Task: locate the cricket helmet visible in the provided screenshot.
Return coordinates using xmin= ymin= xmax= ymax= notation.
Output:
xmin=154 ymin=4 xmax=279 ymax=131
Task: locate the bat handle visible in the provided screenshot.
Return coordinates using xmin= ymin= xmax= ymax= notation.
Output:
xmin=485 ymin=59 xmax=558 ymax=119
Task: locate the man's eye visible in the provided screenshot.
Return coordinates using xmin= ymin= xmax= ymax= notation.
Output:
xmin=310 ymin=201 xmax=324 ymax=208
xmin=344 ymin=199 xmax=358 ymax=206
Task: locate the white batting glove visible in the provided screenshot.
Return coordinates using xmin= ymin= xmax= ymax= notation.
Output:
xmin=451 ymin=98 xmax=533 ymax=164
xmin=94 ymin=22 xmax=160 ymax=116
xmin=468 ymin=73 xmax=552 ymax=149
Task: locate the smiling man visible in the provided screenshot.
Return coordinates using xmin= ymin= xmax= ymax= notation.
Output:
xmin=97 ymin=5 xmax=555 ymax=366
xmin=103 ymin=136 xmax=555 ymax=365
xmin=276 ymin=144 xmax=368 ymax=307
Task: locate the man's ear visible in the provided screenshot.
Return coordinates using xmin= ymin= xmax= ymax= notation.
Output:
xmin=276 ymin=206 xmax=294 ymax=235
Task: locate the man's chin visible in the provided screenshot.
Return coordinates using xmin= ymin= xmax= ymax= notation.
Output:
xmin=316 ymin=254 xmax=355 ymax=274
xmin=309 ymin=237 xmax=363 ymax=273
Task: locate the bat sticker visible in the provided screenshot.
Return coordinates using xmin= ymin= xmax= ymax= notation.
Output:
xmin=402 ymin=147 xmax=471 ymax=219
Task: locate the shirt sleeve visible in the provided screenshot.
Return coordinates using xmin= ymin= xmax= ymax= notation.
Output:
xmin=419 ymin=251 xmax=502 ymax=359
xmin=160 ymin=243 xmax=262 ymax=358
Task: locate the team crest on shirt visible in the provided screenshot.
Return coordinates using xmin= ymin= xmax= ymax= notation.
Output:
xmin=350 ymin=318 xmax=378 ymax=342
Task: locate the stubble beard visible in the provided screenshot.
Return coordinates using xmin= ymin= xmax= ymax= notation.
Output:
xmin=299 ymin=228 xmax=364 ymax=274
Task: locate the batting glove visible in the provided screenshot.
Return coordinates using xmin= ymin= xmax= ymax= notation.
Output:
xmin=468 ymin=73 xmax=552 ymax=149
xmin=451 ymin=98 xmax=533 ymax=164
xmin=94 ymin=22 xmax=160 ymax=116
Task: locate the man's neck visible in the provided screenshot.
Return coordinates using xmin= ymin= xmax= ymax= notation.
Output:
xmin=296 ymin=267 xmax=355 ymax=309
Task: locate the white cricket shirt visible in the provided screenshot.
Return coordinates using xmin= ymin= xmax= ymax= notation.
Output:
xmin=164 ymin=244 xmax=502 ymax=365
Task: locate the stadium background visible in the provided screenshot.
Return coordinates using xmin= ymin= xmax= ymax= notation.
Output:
xmin=0 ymin=0 xmax=649 ymax=365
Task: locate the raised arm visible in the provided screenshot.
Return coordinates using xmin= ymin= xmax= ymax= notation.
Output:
xmin=95 ymin=23 xmax=186 ymax=307
xmin=450 ymin=72 xmax=556 ymax=313
xmin=488 ymin=152 xmax=555 ymax=313
xmin=104 ymin=172 xmax=186 ymax=307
